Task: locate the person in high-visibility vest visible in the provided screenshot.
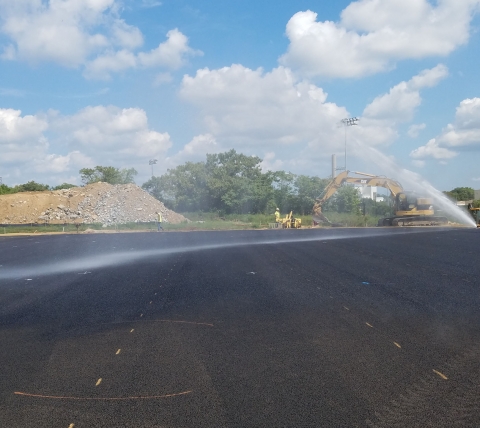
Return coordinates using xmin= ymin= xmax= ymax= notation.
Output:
xmin=156 ymin=211 xmax=164 ymax=231
xmin=275 ymin=208 xmax=281 ymax=222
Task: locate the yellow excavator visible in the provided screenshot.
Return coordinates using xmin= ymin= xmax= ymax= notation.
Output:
xmin=312 ymin=171 xmax=448 ymax=227
xmin=467 ymin=203 xmax=480 ymax=227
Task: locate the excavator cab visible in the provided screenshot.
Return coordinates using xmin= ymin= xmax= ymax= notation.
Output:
xmin=394 ymin=191 xmax=434 ymax=216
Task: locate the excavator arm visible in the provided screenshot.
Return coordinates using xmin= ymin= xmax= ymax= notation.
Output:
xmin=312 ymin=171 xmax=404 ymax=224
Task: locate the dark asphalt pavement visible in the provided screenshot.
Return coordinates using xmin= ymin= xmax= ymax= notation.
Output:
xmin=0 ymin=227 xmax=479 ymax=427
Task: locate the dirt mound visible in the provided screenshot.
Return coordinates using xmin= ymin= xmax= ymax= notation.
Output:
xmin=0 ymin=182 xmax=187 ymax=225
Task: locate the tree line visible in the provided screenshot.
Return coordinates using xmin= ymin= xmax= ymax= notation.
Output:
xmin=1 ymin=150 xmax=478 ymax=214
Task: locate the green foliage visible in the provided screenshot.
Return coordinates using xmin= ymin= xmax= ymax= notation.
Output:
xmin=143 ymin=161 xmax=210 ymax=211
xmin=205 ymin=150 xmax=271 ymax=214
xmin=13 ymin=181 xmax=50 ymax=192
xmin=0 ymin=184 xmax=15 ymax=195
xmin=444 ymin=187 xmax=474 ymax=201
xmin=52 ymin=183 xmax=76 ymax=190
xmin=324 ymin=185 xmax=361 ymax=214
xmin=80 ymin=166 xmax=137 ymax=185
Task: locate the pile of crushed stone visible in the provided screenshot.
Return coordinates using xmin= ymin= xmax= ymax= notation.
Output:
xmin=0 ymin=182 xmax=187 ymax=226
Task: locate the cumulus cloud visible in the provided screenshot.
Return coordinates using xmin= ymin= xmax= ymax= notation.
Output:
xmin=410 ymin=97 xmax=480 ymax=160
xmin=166 ymin=133 xmax=219 ymax=168
xmin=0 ymin=0 xmax=113 ymax=67
xmin=181 ymin=65 xmax=346 ymax=147
xmin=52 ymin=105 xmax=172 ymax=158
xmin=280 ymin=0 xmax=480 ymax=78
xmin=0 ymin=1 xmax=200 ymax=80
xmin=179 ymin=63 xmax=451 ymax=174
xmin=0 ymin=108 xmax=49 ymax=166
xmin=0 ymin=105 xmax=172 ymax=185
xmin=358 ymin=65 xmax=448 ymax=146
xmin=84 ymin=28 xmax=201 ymax=79
xmin=408 ymin=123 xmax=426 ymax=138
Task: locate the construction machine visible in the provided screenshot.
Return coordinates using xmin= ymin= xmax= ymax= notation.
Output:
xmin=312 ymin=171 xmax=448 ymax=227
xmin=277 ymin=211 xmax=302 ymax=229
xmin=467 ymin=203 xmax=480 ymax=227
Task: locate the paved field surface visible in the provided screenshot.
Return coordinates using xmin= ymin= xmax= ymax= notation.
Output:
xmin=0 ymin=228 xmax=479 ymax=427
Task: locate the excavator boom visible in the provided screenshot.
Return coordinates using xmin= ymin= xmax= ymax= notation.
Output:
xmin=312 ymin=171 xmax=447 ymax=227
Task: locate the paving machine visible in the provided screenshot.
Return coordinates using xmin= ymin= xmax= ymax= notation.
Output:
xmin=312 ymin=171 xmax=448 ymax=227
xmin=277 ymin=211 xmax=302 ymax=229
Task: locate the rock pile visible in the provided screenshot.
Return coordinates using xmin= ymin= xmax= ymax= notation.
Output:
xmin=0 ymin=182 xmax=187 ymax=226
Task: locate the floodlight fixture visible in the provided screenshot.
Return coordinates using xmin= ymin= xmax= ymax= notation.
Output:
xmin=149 ymin=159 xmax=158 ymax=177
xmin=339 ymin=117 xmax=359 ymax=171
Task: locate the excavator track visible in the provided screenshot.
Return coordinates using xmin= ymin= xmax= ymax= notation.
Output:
xmin=378 ymin=216 xmax=448 ymax=227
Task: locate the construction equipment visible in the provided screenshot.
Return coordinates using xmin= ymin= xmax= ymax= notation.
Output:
xmin=277 ymin=211 xmax=302 ymax=229
xmin=467 ymin=204 xmax=480 ymax=227
xmin=312 ymin=171 xmax=448 ymax=227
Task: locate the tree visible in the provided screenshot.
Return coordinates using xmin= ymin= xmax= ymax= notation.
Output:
xmin=13 ymin=181 xmax=50 ymax=192
xmin=0 ymin=184 xmax=14 ymax=195
xmin=293 ymin=175 xmax=330 ymax=215
xmin=52 ymin=183 xmax=76 ymax=190
xmin=205 ymin=150 xmax=270 ymax=214
xmin=444 ymin=187 xmax=474 ymax=201
xmin=143 ymin=162 xmax=210 ymax=212
xmin=80 ymin=166 xmax=137 ymax=185
xmin=328 ymin=185 xmax=361 ymax=214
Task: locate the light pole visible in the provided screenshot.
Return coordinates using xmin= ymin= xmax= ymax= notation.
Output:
xmin=340 ymin=117 xmax=359 ymax=171
xmin=149 ymin=159 xmax=157 ymax=177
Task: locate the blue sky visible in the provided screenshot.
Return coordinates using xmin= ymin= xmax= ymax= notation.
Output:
xmin=1 ymin=0 xmax=479 ymax=191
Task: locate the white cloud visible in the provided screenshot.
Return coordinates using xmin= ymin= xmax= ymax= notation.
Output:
xmin=166 ymin=133 xmax=219 ymax=167
xmin=410 ymin=138 xmax=457 ymax=160
xmin=410 ymin=97 xmax=480 ymax=160
xmin=0 ymin=1 xmax=199 ymax=80
xmin=111 ymin=19 xmax=144 ymax=49
xmin=138 ymin=29 xmax=201 ymax=69
xmin=52 ymin=105 xmax=172 ymax=159
xmin=0 ymin=0 xmax=113 ymax=67
xmin=280 ymin=1 xmax=480 ymax=78
xmin=357 ymin=65 xmax=447 ymax=146
xmin=179 ymin=64 xmax=451 ymax=175
xmin=408 ymin=123 xmax=426 ymax=138
xmin=84 ymin=28 xmax=201 ymax=79
xmin=181 ymin=65 xmax=346 ymax=147
xmin=0 ymin=105 xmax=172 ymax=185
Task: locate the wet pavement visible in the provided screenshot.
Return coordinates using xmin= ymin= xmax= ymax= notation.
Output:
xmin=0 ymin=227 xmax=479 ymax=427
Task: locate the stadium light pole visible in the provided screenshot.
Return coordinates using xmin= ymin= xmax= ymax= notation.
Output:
xmin=340 ymin=117 xmax=359 ymax=171
xmin=149 ymin=159 xmax=158 ymax=177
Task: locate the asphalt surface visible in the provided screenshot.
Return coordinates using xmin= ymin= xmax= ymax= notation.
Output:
xmin=0 ymin=227 xmax=479 ymax=427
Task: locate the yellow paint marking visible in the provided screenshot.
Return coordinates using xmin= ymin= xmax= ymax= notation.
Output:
xmin=68 ymin=424 xmax=75 ymax=428
xmin=433 ymin=369 xmax=448 ymax=380
xmin=393 ymin=342 xmax=401 ymax=348
xmin=95 ymin=378 xmax=102 ymax=386
xmin=343 ymin=306 xmax=349 ymax=311
xmin=116 ymin=349 xmax=121 ymax=355
xmin=366 ymin=322 xmax=373 ymax=328
xmin=130 ymin=329 xmax=134 ymax=333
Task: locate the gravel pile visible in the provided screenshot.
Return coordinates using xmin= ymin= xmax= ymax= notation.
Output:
xmin=0 ymin=182 xmax=187 ymax=226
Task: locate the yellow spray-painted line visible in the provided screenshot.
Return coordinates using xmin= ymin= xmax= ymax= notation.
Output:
xmin=116 ymin=349 xmax=121 ymax=355
xmin=393 ymin=342 xmax=401 ymax=349
xmin=433 ymin=369 xmax=448 ymax=380
xmin=68 ymin=424 xmax=75 ymax=428
xmin=95 ymin=378 xmax=102 ymax=386
xmin=14 ymin=390 xmax=193 ymax=400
